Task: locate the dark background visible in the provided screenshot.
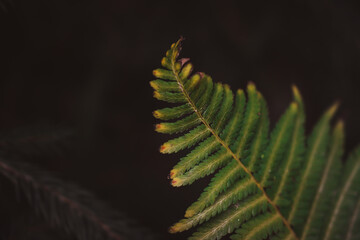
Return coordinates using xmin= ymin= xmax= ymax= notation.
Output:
xmin=0 ymin=1 xmax=359 ymax=239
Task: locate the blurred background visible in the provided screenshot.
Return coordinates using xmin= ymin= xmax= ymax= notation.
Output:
xmin=0 ymin=0 xmax=359 ymax=239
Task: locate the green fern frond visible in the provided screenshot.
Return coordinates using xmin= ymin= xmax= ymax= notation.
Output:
xmin=151 ymin=38 xmax=360 ymax=240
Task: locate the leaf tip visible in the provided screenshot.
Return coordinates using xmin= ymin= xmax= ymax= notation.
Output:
xmin=170 ymin=169 xmax=177 ymax=179
xmin=198 ymin=72 xmax=205 ymax=79
xmin=326 ymin=101 xmax=340 ymax=118
xmin=153 ymin=91 xmax=161 ymax=100
xmin=223 ymin=84 xmax=230 ymax=90
xmin=161 ymin=57 xmax=171 ymax=68
xmin=334 ymin=119 xmax=345 ymax=135
xmin=153 ymin=110 xmax=163 ymax=119
xmin=152 ymin=69 xmax=160 ymax=78
xmin=247 ymin=82 xmax=256 ymax=91
xmin=155 ymin=123 xmax=166 ymax=133
xmin=169 ymin=223 xmax=182 ymax=233
xmin=185 ymin=209 xmax=195 ymax=218
xmin=149 ymin=80 xmax=159 ymax=90
xmin=291 ymin=85 xmax=302 ymax=102
xmin=160 ymin=143 xmax=171 ymax=153
xmin=179 ymin=58 xmax=190 ymax=66
xmin=171 ymin=177 xmax=183 ymax=187
xmin=237 ymin=88 xmax=244 ymax=95
xmin=171 ymin=179 xmax=179 ymax=186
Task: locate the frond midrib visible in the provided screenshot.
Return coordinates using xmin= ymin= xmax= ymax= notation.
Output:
xmin=170 ymin=50 xmax=299 ymax=240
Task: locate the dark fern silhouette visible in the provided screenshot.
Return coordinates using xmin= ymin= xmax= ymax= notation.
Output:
xmin=0 ymin=128 xmax=154 ymax=240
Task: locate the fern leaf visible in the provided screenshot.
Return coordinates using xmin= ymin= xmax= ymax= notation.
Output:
xmin=323 ymin=146 xmax=360 ymax=240
xmin=244 ymin=93 xmax=269 ymax=173
xmin=300 ymin=120 xmax=344 ymax=240
xmin=288 ymin=103 xmax=338 ymax=234
xmin=272 ymin=86 xmax=305 ymax=217
xmin=232 ymin=83 xmax=261 ymax=157
xmin=152 ymin=38 xmax=360 ymax=240
xmin=257 ymin=101 xmax=298 ymax=191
